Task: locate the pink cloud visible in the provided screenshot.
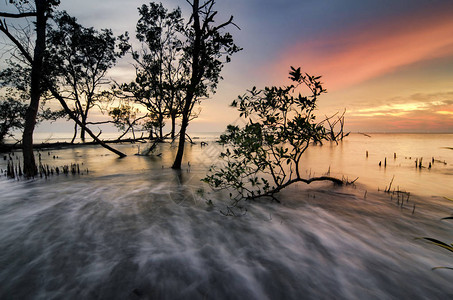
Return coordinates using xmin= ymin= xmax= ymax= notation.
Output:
xmin=269 ymin=7 xmax=453 ymax=91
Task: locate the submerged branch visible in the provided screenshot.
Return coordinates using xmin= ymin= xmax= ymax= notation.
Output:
xmin=246 ymin=176 xmax=346 ymax=202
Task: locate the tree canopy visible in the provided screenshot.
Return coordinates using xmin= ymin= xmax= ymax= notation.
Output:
xmin=45 ymin=11 xmax=124 ymax=142
xmin=118 ymin=2 xmax=188 ymax=139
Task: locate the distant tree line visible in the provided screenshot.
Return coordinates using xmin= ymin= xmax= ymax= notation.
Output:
xmin=0 ymin=0 xmax=240 ymax=176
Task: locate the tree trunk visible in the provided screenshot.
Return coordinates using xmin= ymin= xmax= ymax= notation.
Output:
xmin=71 ymin=122 xmax=78 ymax=144
xmin=171 ymin=112 xmax=176 ymax=139
xmin=171 ymin=110 xmax=189 ymax=169
xmin=172 ymin=0 xmax=201 ymax=169
xmin=80 ymin=114 xmax=87 ymax=142
xmin=80 ymin=127 xmax=86 ymax=142
xmin=158 ymin=115 xmax=163 ymax=139
xmin=22 ymin=0 xmax=46 ymax=178
xmin=172 ymin=78 xmax=198 ymax=169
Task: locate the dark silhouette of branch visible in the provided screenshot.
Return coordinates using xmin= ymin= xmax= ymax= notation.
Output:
xmin=244 ymin=176 xmax=347 ymax=202
xmin=0 ymin=12 xmax=37 ymax=18
xmin=48 ymin=85 xmax=126 ymax=158
xmin=213 ymin=15 xmax=239 ymax=31
xmin=85 ymin=120 xmax=115 ymax=125
xmin=0 ymin=20 xmax=33 ymax=63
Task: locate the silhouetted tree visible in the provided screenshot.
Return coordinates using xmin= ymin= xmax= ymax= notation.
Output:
xmin=203 ymin=67 xmax=347 ymax=204
xmin=0 ymin=0 xmax=60 ymax=177
xmin=171 ymin=0 xmax=241 ymax=169
xmin=46 ymin=12 xmax=122 ymax=142
xmin=119 ymin=2 xmax=188 ymax=140
xmin=1 ymin=3 xmax=126 ymax=163
xmin=122 ymin=0 xmax=239 ymax=157
xmin=108 ymin=104 xmax=148 ymax=140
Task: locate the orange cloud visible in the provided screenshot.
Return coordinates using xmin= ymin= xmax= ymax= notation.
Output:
xmin=437 ymin=111 xmax=453 ymax=116
xmin=270 ymin=7 xmax=453 ymax=91
xmin=344 ymin=94 xmax=453 ymax=132
xmin=350 ymin=100 xmax=451 ymax=117
xmin=345 ymin=100 xmax=453 ymax=132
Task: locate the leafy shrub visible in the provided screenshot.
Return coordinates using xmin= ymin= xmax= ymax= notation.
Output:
xmin=203 ymin=67 xmax=344 ymax=203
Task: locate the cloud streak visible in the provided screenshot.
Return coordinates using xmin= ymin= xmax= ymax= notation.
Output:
xmin=270 ymin=5 xmax=453 ymax=91
xmin=350 ymin=101 xmax=451 ymax=117
xmin=345 ymin=93 xmax=453 ymax=132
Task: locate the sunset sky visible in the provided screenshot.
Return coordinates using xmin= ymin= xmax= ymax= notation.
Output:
xmin=4 ymin=0 xmax=453 ymax=133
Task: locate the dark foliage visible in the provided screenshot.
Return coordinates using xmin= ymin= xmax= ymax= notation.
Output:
xmin=45 ymin=11 xmax=123 ymax=141
xmin=118 ymin=2 xmax=188 ymax=139
xmin=203 ymin=67 xmax=345 ymax=203
xmin=0 ymin=98 xmax=28 ymax=143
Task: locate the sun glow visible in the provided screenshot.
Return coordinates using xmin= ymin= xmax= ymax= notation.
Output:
xmin=437 ymin=110 xmax=453 ymax=115
xmin=350 ymin=101 xmax=449 ymax=117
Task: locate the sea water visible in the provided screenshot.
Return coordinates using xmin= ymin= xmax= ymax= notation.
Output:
xmin=0 ymin=133 xmax=452 ymax=299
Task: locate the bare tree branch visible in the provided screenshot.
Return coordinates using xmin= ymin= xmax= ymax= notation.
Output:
xmin=0 ymin=12 xmax=37 ymax=18
xmin=0 ymin=20 xmax=33 ymax=63
xmin=213 ymin=15 xmax=237 ymax=31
